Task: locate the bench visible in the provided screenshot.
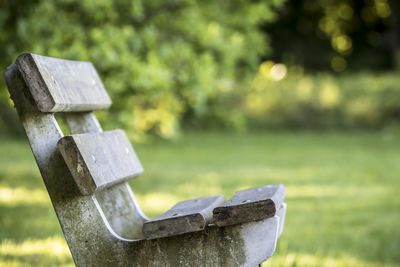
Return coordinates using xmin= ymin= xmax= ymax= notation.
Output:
xmin=4 ymin=53 xmax=287 ymax=266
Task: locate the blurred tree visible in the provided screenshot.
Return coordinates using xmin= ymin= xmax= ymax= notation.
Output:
xmin=388 ymin=0 xmax=400 ymax=68
xmin=264 ymin=0 xmax=398 ymax=72
xmin=0 ymin=0 xmax=285 ymax=140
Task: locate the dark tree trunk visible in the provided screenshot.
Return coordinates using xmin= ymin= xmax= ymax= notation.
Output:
xmin=389 ymin=0 xmax=400 ymax=69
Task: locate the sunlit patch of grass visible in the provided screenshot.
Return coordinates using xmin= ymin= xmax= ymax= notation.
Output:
xmin=263 ymin=252 xmax=395 ymax=267
xmin=0 ymin=186 xmax=50 ymax=206
xmin=135 ymin=192 xmax=180 ymax=218
xmin=0 ymin=237 xmax=69 ymax=257
xmin=285 ymin=184 xmax=389 ymax=198
xmin=0 ymin=237 xmax=73 ymax=267
xmin=135 ymin=172 xmax=226 ymax=217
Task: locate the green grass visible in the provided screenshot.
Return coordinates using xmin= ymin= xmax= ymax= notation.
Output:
xmin=0 ymin=130 xmax=399 ymax=266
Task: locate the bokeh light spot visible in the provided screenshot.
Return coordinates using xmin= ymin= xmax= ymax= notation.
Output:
xmin=270 ymin=64 xmax=287 ymax=81
xmin=332 ymin=35 xmax=352 ymax=53
xmin=375 ymin=0 xmax=391 ymax=18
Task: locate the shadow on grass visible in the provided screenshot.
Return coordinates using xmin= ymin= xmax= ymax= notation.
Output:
xmin=0 ymin=203 xmax=62 ymax=241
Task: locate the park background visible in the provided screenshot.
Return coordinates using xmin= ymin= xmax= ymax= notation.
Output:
xmin=0 ymin=0 xmax=399 ymax=266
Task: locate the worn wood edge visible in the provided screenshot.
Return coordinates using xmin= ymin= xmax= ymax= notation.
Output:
xmin=213 ymin=199 xmax=276 ymax=227
xmin=213 ymin=184 xmax=286 ymax=227
xmin=57 ymin=130 xmax=143 ymax=195
xmin=217 ymin=184 xmax=286 ymax=209
xmin=142 ymin=213 xmax=205 ymax=240
xmin=4 ymin=63 xmax=38 ymax=115
xmin=16 ymin=53 xmax=112 ymax=112
xmin=57 ymin=136 xmax=96 ymax=195
xmin=16 ymin=53 xmax=56 ymax=112
xmin=142 ymin=195 xmax=225 ymax=240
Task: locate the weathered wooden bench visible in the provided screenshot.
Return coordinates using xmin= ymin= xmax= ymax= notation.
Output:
xmin=4 ymin=53 xmax=287 ymax=267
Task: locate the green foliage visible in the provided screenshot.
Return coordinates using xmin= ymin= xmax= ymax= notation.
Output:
xmin=1 ymin=131 xmax=400 ymax=266
xmin=1 ymin=1 xmax=399 ymax=139
xmin=241 ymin=65 xmax=400 ymax=130
xmin=0 ymin=0 xmax=284 ymax=140
xmin=317 ymin=0 xmax=393 ymax=71
xmin=265 ymin=0 xmax=398 ymax=72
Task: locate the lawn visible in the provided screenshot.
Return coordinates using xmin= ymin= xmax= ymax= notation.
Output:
xmin=0 ymin=130 xmax=399 ymax=267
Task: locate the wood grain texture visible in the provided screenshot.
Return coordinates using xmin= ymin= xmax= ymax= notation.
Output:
xmin=143 ymin=195 xmax=226 ymax=239
xmin=213 ymin=184 xmax=286 ymax=227
xmin=16 ymin=53 xmax=111 ymax=112
xmin=57 ymin=129 xmax=143 ymax=195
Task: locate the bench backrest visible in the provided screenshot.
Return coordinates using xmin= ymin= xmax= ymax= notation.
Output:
xmin=17 ymin=53 xmax=111 ymax=112
xmin=15 ymin=53 xmax=143 ymax=195
xmin=5 ymin=53 xmax=286 ymax=266
xmin=58 ymin=130 xmax=143 ymax=195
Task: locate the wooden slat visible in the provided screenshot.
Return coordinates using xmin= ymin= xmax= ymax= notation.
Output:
xmin=16 ymin=53 xmax=111 ymax=112
xmin=142 ymin=195 xmax=226 ymax=240
xmin=64 ymin=111 xmax=149 ymax=239
xmin=57 ymin=129 xmax=143 ymax=195
xmin=64 ymin=112 xmax=103 ymax=134
xmin=213 ymin=184 xmax=286 ymax=227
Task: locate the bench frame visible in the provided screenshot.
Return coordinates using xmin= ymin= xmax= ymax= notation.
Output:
xmin=5 ymin=54 xmax=286 ymax=267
